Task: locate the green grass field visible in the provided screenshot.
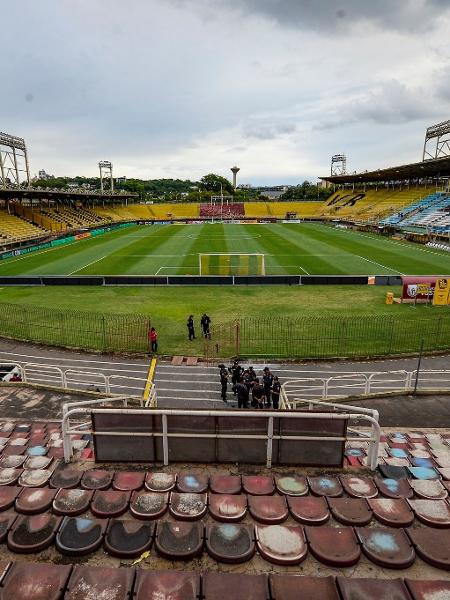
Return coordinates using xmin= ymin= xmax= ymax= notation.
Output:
xmin=0 ymin=223 xmax=448 ymax=276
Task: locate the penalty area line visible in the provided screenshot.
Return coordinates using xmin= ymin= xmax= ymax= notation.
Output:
xmin=355 ymin=254 xmax=404 ymax=276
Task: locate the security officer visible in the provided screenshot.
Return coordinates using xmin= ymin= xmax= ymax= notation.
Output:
xmin=229 ymin=360 xmax=243 ymax=395
xmin=234 ymin=377 xmax=249 ymax=409
xmin=251 ymin=378 xmax=265 ymax=409
xmin=219 ymin=364 xmax=228 ymax=403
xmin=201 ymin=313 xmax=211 ymax=339
xmin=262 ymin=367 xmax=274 ymax=408
xmin=187 ymin=315 xmax=195 ymax=340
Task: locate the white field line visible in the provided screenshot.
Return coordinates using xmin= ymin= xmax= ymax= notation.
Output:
xmin=354 ymin=254 xmax=404 ymax=275
xmin=299 ymin=265 xmax=310 ymax=274
xmin=69 ymin=255 xmax=109 ymax=275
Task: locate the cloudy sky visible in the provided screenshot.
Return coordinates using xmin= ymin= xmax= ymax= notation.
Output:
xmin=3 ymin=0 xmax=450 ymax=184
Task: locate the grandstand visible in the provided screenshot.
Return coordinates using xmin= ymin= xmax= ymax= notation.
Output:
xmin=0 ymin=209 xmax=46 ymax=244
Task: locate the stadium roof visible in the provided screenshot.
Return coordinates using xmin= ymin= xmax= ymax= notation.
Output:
xmin=321 ymin=156 xmax=450 ymax=184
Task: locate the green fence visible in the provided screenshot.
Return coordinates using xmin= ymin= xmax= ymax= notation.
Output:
xmin=207 ymin=314 xmax=450 ymax=359
xmin=0 ymin=303 xmax=150 ymax=353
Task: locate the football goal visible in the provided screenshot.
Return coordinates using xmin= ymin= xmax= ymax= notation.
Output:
xmin=199 ymin=253 xmax=266 ymax=276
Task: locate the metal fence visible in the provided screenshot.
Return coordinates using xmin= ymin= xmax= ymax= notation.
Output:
xmin=0 ymin=303 xmax=150 ymax=353
xmin=206 ymin=314 xmax=450 ymax=359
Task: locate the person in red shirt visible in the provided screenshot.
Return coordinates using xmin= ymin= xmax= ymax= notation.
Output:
xmin=149 ymin=327 xmax=158 ymax=354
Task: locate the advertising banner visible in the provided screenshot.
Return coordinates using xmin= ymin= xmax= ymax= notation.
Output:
xmin=401 ymin=276 xmax=437 ymax=301
xmin=433 ymin=277 xmax=450 ymax=305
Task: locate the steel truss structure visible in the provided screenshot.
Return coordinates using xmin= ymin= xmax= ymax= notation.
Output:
xmin=98 ymin=160 xmax=114 ymax=192
xmin=423 ymin=120 xmax=450 ymax=161
xmin=331 ymin=154 xmax=347 ymax=176
xmin=0 ymin=132 xmax=30 ymax=188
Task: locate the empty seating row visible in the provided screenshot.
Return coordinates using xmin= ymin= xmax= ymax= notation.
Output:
xmin=0 ymin=562 xmax=447 ymax=600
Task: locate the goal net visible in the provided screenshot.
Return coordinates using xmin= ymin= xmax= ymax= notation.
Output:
xmin=199 ymin=253 xmax=266 ymax=276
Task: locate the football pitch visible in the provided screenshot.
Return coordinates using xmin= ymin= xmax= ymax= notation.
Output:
xmin=0 ymin=222 xmax=449 ymax=276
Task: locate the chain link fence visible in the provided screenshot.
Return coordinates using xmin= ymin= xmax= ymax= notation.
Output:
xmin=0 ymin=303 xmax=150 ymax=353
xmin=205 ymin=314 xmax=450 ymax=360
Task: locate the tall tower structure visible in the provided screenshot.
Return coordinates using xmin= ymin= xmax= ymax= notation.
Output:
xmin=99 ymin=160 xmax=114 ymax=192
xmin=231 ymin=165 xmax=240 ymax=190
xmin=331 ymin=155 xmax=347 ymax=177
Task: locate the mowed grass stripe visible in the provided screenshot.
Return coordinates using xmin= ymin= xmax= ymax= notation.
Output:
xmin=179 ymin=223 xmax=227 ymax=275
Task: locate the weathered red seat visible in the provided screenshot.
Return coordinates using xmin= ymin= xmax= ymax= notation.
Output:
xmin=255 ymin=524 xmax=307 ymax=565
xmin=407 ymin=527 xmax=450 ymax=570
xmin=379 ymin=465 xmax=409 ymax=479
xmin=374 ymin=477 xmax=413 ymax=499
xmin=0 ymin=456 xmax=25 ymax=469
xmin=52 ymin=488 xmax=93 ymax=516
xmin=405 ymin=578 xmax=450 ymax=599
xmin=56 ymin=516 xmax=107 ymax=556
xmin=308 ymin=476 xmax=343 ymax=497
xmin=0 ymin=513 xmax=16 ymax=543
xmin=305 ymin=526 xmax=360 ymax=567
xmin=24 ymin=456 xmax=52 ymax=470
xmin=145 ymin=472 xmax=176 ymax=492
xmin=177 ymin=473 xmax=208 ymax=493
xmin=287 ymin=496 xmax=330 ymax=525
xmin=90 ymin=489 xmax=130 ymax=518
xmin=134 ymin=570 xmax=199 ymax=600
xmin=104 ymin=519 xmax=154 ymax=558
xmin=203 ymin=573 xmax=268 ymax=600
xmin=155 ymin=520 xmax=204 ymax=560
xmin=112 ymin=471 xmax=145 ymax=491
xmin=81 ymin=468 xmax=113 ymax=490
xmin=169 ymin=492 xmax=207 ymax=520
xmin=407 ymin=499 xmax=450 ymax=527
xmin=209 ymin=494 xmax=247 ymax=522
xmin=65 ymin=565 xmax=135 ymax=600
xmin=327 ymin=497 xmax=372 ymax=526
xmin=269 ymin=574 xmax=339 ymax=600
xmin=248 ymin=495 xmax=288 ymax=524
xmin=410 ymin=479 xmax=448 ymax=499
xmin=355 ymin=527 xmax=415 ymax=569
xmin=49 ymin=467 xmax=82 ymax=489
xmin=0 ymin=469 xmax=21 ymax=486
xmin=337 ymin=577 xmax=412 ymax=599
xmin=0 ymin=562 xmax=71 ymax=600
xmin=130 ymin=491 xmax=168 ymax=520
xmin=339 ymin=475 xmax=378 ymax=498
xmin=242 ymin=476 xmax=275 ymax=496
xmin=275 ymin=475 xmax=308 ymax=496
xmin=18 ymin=469 xmax=51 ymax=488
xmin=0 ymin=486 xmax=19 ymax=511
xmin=7 ymin=513 xmax=61 ymax=553
xmin=368 ymin=498 xmax=414 ymax=527
xmin=210 ymin=475 xmax=241 ymax=494
xmin=15 ymin=488 xmax=57 ymax=514
xmin=206 ymin=523 xmax=255 ymax=563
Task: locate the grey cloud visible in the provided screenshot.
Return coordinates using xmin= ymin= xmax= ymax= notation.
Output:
xmin=242 ymin=117 xmax=297 ymax=140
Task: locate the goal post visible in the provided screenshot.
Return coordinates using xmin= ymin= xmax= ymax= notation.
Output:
xmin=199 ymin=253 xmax=266 ymax=276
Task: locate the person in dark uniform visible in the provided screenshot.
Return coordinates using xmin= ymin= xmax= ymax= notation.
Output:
xmin=248 ymin=366 xmax=257 ymax=384
xmin=243 ymin=369 xmax=252 ymax=394
xmin=200 ymin=313 xmax=211 ymax=338
xmin=234 ymin=377 xmax=249 ymax=409
xmin=262 ymin=367 xmax=274 ymax=408
xmin=251 ymin=378 xmax=265 ymax=409
xmin=229 ymin=360 xmax=243 ymax=395
xmin=219 ymin=365 xmax=228 ymax=403
xmin=272 ymin=376 xmax=281 ymax=410
xmin=187 ymin=315 xmax=195 ymax=340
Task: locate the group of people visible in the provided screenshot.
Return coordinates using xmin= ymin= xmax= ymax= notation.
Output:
xmin=187 ymin=314 xmax=211 ymax=340
xmin=219 ymin=361 xmax=281 ymax=409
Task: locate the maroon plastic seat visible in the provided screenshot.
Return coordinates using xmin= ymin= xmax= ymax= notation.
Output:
xmin=206 ymin=523 xmax=255 ymax=563
xmin=305 ymin=526 xmax=360 ymax=567
xmin=203 ymin=573 xmax=268 ymax=600
xmin=337 ymin=577 xmax=412 ymax=600
xmin=177 ymin=473 xmax=208 ymax=493
xmin=0 ymin=486 xmax=19 ymax=511
xmin=287 ymin=496 xmax=330 ymax=525
xmin=52 ymin=488 xmax=93 ymax=516
xmin=2 ymin=446 xmax=25 ymax=457
xmin=18 ymin=469 xmax=51 ymax=487
xmin=242 ymin=476 xmax=275 ymax=496
xmin=438 ymin=467 xmax=450 ymax=480
xmin=339 ymin=475 xmax=378 ymax=498
xmin=0 ymin=468 xmax=21 ymax=486
xmin=112 ymin=471 xmax=145 ymax=491
xmin=270 ymin=575 xmax=339 ymax=600
xmin=368 ymin=498 xmax=414 ymax=527
xmin=374 ymin=476 xmax=413 ymax=499
xmin=0 ymin=562 xmax=71 ymax=600
xmin=24 ymin=456 xmax=52 ymax=470
xmin=81 ymin=468 xmax=113 ymax=490
xmin=145 ymin=472 xmax=176 ymax=492
xmin=209 ymin=494 xmax=247 ymax=522
xmin=307 ymin=476 xmax=343 ymax=497
xmin=91 ymin=489 xmax=130 ymax=518
xmin=0 ymin=456 xmax=25 ymax=468
xmin=275 ymin=475 xmax=308 ymax=496
xmin=130 ymin=491 xmax=168 ymax=519
xmin=7 ymin=513 xmax=61 ymax=553
xmin=65 ymin=565 xmax=135 ymax=600
xmin=15 ymin=487 xmax=57 ymax=514
xmin=407 ymin=499 xmax=450 ymax=527
xmin=134 ymin=570 xmax=199 ymax=600
xmin=255 ymin=524 xmax=307 ymax=565
xmin=355 ymin=527 xmax=415 ymax=569
xmin=56 ymin=516 xmax=107 ymax=556
xmin=0 ymin=513 xmax=16 ymax=543
xmin=49 ymin=467 xmax=82 ymax=489
xmin=155 ymin=520 xmax=204 ymax=560
xmin=104 ymin=519 xmax=154 ymax=558
xmin=169 ymin=492 xmax=207 ymax=520
xmin=248 ymin=495 xmax=288 ymax=524
xmin=327 ymin=497 xmax=372 ymax=526
xmin=405 ymin=579 xmax=450 ymax=599
xmin=407 ymin=528 xmax=450 ymax=570
xmin=210 ymin=475 xmax=241 ymax=495
xmin=379 ymin=465 xmax=409 ymax=479
xmin=410 ymin=479 xmax=448 ymax=499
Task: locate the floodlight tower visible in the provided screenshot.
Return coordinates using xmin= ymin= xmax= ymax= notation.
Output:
xmin=331 ymin=154 xmax=347 ymax=176
xmin=99 ymin=160 xmax=114 ymax=192
xmin=0 ymin=132 xmax=30 ymax=188
xmin=231 ymin=165 xmax=240 ymax=190
xmin=423 ymin=120 xmax=450 ymax=161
